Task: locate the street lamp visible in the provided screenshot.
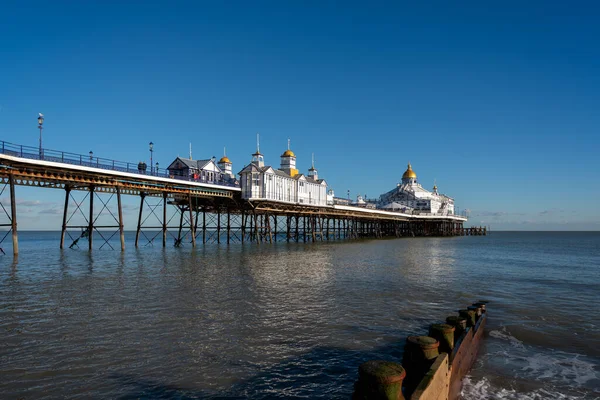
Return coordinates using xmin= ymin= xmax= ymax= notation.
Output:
xmin=89 ymin=150 xmax=93 ymax=163
xmin=37 ymin=113 xmax=44 ymax=159
xmin=149 ymin=141 xmax=154 ymax=174
xmin=155 ymin=162 xmax=159 ymax=176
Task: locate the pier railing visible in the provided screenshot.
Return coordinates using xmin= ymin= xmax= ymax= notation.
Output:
xmin=0 ymin=140 xmax=239 ymax=188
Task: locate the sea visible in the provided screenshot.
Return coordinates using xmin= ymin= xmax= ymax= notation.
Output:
xmin=0 ymin=231 xmax=598 ymax=399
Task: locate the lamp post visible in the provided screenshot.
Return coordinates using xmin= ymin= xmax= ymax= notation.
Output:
xmin=149 ymin=141 xmax=154 ymax=175
xmin=89 ymin=151 xmax=93 ymax=164
xmin=37 ymin=113 xmax=44 ymax=159
xmin=155 ymin=162 xmax=159 ymax=176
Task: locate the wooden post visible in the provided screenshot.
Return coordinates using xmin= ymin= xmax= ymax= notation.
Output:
xmin=162 ymin=192 xmax=167 ymax=247
xmin=295 ymin=215 xmax=299 ymax=242
xmin=135 ymin=193 xmax=145 ymax=247
xmin=60 ymin=185 xmax=71 ymax=249
xmin=273 ymin=214 xmax=278 ymax=242
xmin=189 ymin=194 xmax=196 ymax=247
xmin=286 ymin=215 xmax=291 ymax=242
xmin=88 ymin=186 xmax=94 ymax=250
xmin=9 ymin=175 xmax=18 ymax=255
xmin=117 ymin=186 xmax=125 ymax=251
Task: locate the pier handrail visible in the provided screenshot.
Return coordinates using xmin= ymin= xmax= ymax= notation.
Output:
xmin=0 ymin=139 xmax=239 ymax=188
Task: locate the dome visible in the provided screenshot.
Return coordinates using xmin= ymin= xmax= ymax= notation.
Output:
xmin=402 ymin=163 xmax=417 ymax=179
xmin=281 ymin=149 xmax=295 ymax=157
xmin=219 ymin=156 xmax=231 ymax=164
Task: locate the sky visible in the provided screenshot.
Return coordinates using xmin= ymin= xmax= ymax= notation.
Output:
xmin=1 ymin=1 xmax=599 ymax=231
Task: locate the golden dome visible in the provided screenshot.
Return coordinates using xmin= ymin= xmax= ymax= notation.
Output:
xmin=219 ymin=156 xmax=231 ymax=164
xmin=402 ymin=162 xmax=417 ymax=179
xmin=282 ymin=149 xmax=295 ymax=157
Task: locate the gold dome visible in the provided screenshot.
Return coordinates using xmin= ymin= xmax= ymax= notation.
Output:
xmin=282 ymin=149 xmax=296 ymax=157
xmin=402 ymin=162 xmax=417 ymax=179
xmin=219 ymin=156 xmax=231 ymax=164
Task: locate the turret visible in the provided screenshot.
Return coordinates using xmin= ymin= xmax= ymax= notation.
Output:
xmin=251 ymin=134 xmax=264 ymax=167
xmin=218 ymin=147 xmax=233 ymax=177
xmin=280 ymin=139 xmax=298 ymax=177
xmin=401 ymin=162 xmax=417 ymax=185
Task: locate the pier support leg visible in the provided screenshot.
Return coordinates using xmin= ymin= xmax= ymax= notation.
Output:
xmin=202 ymin=207 xmax=207 ymax=244
xmin=162 ymin=192 xmax=167 ymax=247
xmin=217 ymin=210 xmax=221 ymax=244
xmin=241 ymin=211 xmax=246 ymax=243
xmin=60 ymin=185 xmax=71 ymax=249
xmin=188 ymin=195 xmax=196 ymax=247
xmin=227 ymin=209 xmax=231 ymax=244
xmin=176 ymin=206 xmax=184 ymax=245
xmin=9 ymin=175 xmax=18 ymax=256
xmin=254 ymin=212 xmax=259 ymax=244
xmin=88 ymin=186 xmax=94 ymax=250
xmin=135 ymin=193 xmax=145 ymax=248
xmin=117 ymin=186 xmax=125 ymax=251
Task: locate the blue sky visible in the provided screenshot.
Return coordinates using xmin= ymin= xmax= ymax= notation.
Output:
xmin=1 ymin=1 xmax=599 ymax=230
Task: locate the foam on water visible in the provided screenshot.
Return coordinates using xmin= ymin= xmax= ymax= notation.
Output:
xmin=489 ymin=327 xmax=525 ymax=349
xmin=461 ymin=376 xmax=591 ymax=400
xmin=486 ymin=327 xmax=599 ymax=389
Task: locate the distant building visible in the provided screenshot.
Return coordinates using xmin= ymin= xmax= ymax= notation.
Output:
xmin=239 ymin=141 xmax=328 ymax=206
xmin=378 ymin=163 xmax=454 ymax=215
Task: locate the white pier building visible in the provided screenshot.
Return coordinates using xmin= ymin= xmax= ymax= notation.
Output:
xmin=378 ymin=163 xmax=455 ymax=215
xmin=239 ymin=142 xmax=328 ymax=206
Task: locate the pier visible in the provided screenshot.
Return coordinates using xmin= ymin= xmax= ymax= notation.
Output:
xmin=0 ymin=140 xmax=476 ymax=255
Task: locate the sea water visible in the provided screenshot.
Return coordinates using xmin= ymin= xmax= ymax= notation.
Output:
xmin=0 ymin=231 xmax=598 ymax=398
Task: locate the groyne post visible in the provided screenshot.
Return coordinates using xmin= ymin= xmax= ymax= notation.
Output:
xmin=353 ymin=360 xmax=406 ymax=400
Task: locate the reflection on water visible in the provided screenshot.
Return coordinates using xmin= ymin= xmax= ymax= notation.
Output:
xmin=0 ymin=232 xmax=599 ymax=399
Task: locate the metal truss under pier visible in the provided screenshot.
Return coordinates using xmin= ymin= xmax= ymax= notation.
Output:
xmin=0 ymin=152 xmax=470 ymax=255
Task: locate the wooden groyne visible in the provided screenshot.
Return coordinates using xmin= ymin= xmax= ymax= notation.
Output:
xmin=352 ymin=301 xmax=488 ymax=400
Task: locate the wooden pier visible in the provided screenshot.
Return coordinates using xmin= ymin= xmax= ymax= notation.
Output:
xmin=0 ymin=141 xmax=476 ymax=255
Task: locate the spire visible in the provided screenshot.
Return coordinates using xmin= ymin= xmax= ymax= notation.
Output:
xmin=251 ymin=133 xmax=264 ymax=167
xmin=287 ymin=138 xmax=290 ymax=150
xmin=224 ymin=146 xmax=226 ymax=157
xmin=308 ymin=152 xmax=318 ymax=179
xmin=189 ymin=143 xmax=192 ymax=159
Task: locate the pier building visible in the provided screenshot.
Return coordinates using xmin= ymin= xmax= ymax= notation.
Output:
xmin=166 ymin=152 xmax=237 ymax=186
xmin=239 ymin=142 xmax=328 ymax=206
xmin=379 ymin=163 xmax=455 ymax=216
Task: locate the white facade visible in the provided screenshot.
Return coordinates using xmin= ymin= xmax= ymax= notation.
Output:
xmin=239 ymin=146 xmax=328 ymax=206
xmin=378 ymin=163 xmax=455 ymax=215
